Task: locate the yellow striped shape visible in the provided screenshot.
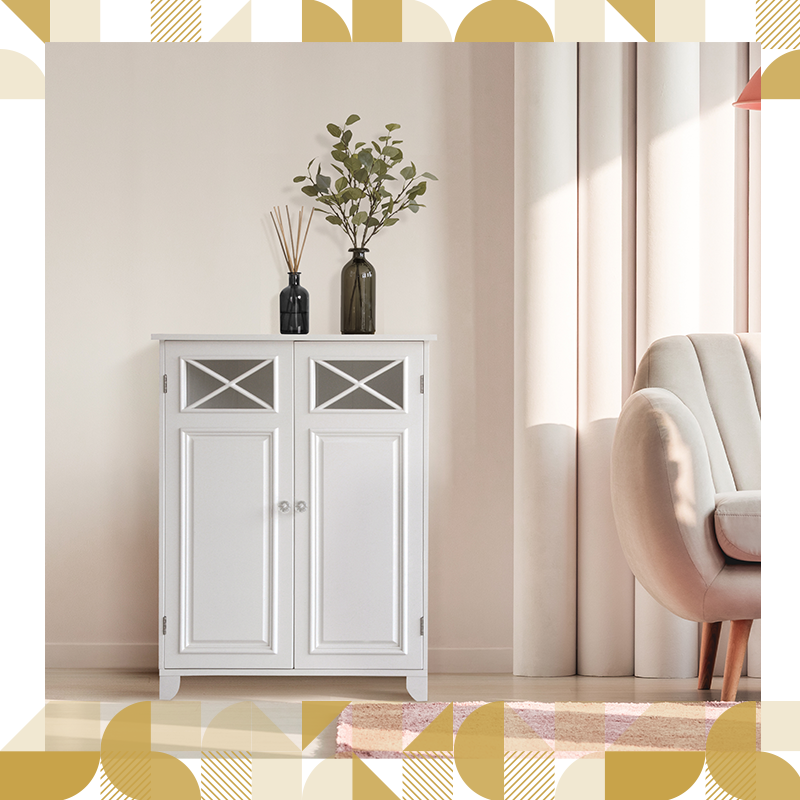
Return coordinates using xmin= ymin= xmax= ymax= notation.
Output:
xmin=504 ymin=751 xmax=555 ymax=800
xmin=757 ymin=0 xmax=800 ymax=50
xmin=201 ymin=750 xmax=252 ymax=800
xmin=101 ymin=764 xmax=133 ymax=800
xmin=151 ymin=0 xmax=202 ymax=42
xmin=403 ymin=753 xmax=454 ymax=800
xmin=706 ymin=752 xmax=757 ymax=800
xmin=706 ymin=763 xmax=739 ymax=800
xmin=101 ymin=754 xmax=150 ymax=800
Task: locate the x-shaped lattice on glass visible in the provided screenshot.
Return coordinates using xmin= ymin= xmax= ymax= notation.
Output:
xmin=183 ymin=359 xmax=275 ymax=410
xmin=313 ymin=359 xmax=405 ymax=411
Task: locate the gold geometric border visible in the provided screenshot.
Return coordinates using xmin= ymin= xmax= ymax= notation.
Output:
xmin=4 ymin=701 xmax=799 ymax=798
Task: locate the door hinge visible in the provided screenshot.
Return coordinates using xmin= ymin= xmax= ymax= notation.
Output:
xmin=162 ymin=616 xmax=167 ymax=635
xmin=163 ymin=374 xmax=168 ymax=393
xmin=420 ymin=617 xmax=425 ymax=636
xmin=420 ymin=375 xmax=424 ymax=394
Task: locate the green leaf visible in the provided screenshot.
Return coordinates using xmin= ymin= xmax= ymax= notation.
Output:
xmin=293 ymin=175 xmax=306 ymax=183
xmin=343 ymin=187 xmax=365 ymax=200
xmin=382 ymin=146 xmax=398 ymax=158
xmin=422 ymin=172 xmax=438 ymax=180
xmin=385 ymin=123 xmax=401 ymax=131
xmin=325 ymin=215 xmax=343 ymax=225
xmin=366 ymin=217 xmax=379 ymax=227
xmin=343 ymin=129 xmax=353 ymax=144
xmin=374 ymin=160 xmax=388 ymax=176
xmin=331 ymin=150 xmax=348 ymax=162
xmin=331 ymin=164 xmax=344 ymax=175
xmin=344 ymin=155 xmax=362 ymax=172
xmin=354 ymin=167 xmax=369 ymax=183
xmin=345 ymin=114 xmax=361 ymax=125
xmin=409 ymin=202 xmax=419 ymax=213
xmin=414 ymin=181 xmax=427 ymax=196
xmin=371 ymin=140 xmax=382 ymax=154
xmin=335 ymin=176 xmax=348 ymax=192
xmin=307 ymin=159 xmax=315 ymax=169
xmin=358 ymin=150 xmax=374 ymax=168
xmin=326 ymin=123 xmax=342 ymax=137
xmin=315 ymin=173 xmax=331 ymax=191
xmin=353 ymin=211 xmax=368 ymax=226
xmin=400 ymin=164 xmax=416 ymax=180
xmin=378 ymin=135 xmax=390 ymax=142
xmin=301 ymin=185 xmax=319 ymax=196
xmin=354 ymin=142 xmax=366 ymax=150
xmin=392 ymin=140 xmax=403 ymax=145
xmin=383 ymin=217 xmax=399 ymax=226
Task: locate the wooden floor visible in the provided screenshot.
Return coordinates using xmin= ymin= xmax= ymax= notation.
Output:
xmin=46 ymin=669 xmax=761 ymax=704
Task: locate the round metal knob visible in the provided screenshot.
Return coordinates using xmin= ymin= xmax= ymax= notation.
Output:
xmin=278 ymin=501 xmax=291 ymax=514
xmin=295 ymin=501 xmax=308 ymax=513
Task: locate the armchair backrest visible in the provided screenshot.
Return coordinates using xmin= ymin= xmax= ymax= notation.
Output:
xmin=631 ymin=334 xmax=761 ymax=493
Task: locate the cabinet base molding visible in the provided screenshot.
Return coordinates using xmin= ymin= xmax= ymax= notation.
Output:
xmin=158 ymin=670 xmax=428 ymax=701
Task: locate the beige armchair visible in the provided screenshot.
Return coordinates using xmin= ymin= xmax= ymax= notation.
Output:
xmin=611 ymin=333 xmax=760 ymax=701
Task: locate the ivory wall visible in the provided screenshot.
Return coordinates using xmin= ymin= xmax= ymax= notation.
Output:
xmin=45 ymin=43 xmax=516 ymax=671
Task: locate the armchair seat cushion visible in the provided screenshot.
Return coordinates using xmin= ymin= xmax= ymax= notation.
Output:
xmin=714 ymin=491 xmax=760 ymax=562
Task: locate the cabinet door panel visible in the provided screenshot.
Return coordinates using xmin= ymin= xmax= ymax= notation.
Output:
xmin=163 ymin=341 xmax=293 ymax=669
xmin=181 ymin=430 xmax=277 ymax=651
xmin=308 ymin=429 xmax=406 ymax=651
xmin=294 ymin=342 xmax=425 ymax=670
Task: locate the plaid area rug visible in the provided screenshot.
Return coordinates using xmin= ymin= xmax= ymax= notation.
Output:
xmin=336 ymin=701 xmax=749 ymax=759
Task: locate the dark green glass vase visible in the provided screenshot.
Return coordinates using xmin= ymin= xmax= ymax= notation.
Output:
xmin=340 ymin=248 xmax=375 ymax=334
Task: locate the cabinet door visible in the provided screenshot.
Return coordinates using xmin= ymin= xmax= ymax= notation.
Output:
xmin=293 ymin=341 xmax=425 ymax=670
xmin=163 ymin=341 xmax=294 ymax=669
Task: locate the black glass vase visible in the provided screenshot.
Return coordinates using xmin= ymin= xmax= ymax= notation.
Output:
xmin=279 ymin=272 xmax=309 ymax=334
xmin=340 ymin=248 xmax=375 ymax=334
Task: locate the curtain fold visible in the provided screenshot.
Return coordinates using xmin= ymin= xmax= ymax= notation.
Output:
xmin=576 ymin=43 xmax=635 ymax=677
xmin=513 ymin=43 xmax=578 ymax=677
xmin=514 ymin=42 xmax=760 ymax=679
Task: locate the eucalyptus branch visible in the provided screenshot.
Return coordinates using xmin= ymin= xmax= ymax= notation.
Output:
xmin=293 ymin=115 xmax=437 ymax=251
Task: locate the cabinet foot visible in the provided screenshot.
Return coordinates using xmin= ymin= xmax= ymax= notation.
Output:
xmin=406 ymin=676 xmax=428 ymax=702
xmin=159 ymin=675 xmax=181 ymax=700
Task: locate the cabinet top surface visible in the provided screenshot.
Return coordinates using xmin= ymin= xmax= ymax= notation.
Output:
xmin=152 ymin=333 xmax=437 ymax=341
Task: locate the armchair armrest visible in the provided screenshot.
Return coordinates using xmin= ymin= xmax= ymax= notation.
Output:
xmin=611 ymin=388 xmax=726 ymax=622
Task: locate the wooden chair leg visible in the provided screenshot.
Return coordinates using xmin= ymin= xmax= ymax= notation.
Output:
xmin=720 ymin=619 xmax=753 ymax=702
xmin=698 ymin=621 xmax=722 ymax=690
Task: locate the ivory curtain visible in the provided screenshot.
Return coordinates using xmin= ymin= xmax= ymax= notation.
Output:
xmin=514 ymin=42 xmax=761 ymax=679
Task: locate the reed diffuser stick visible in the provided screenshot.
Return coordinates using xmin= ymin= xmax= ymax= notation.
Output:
xmin=274 ymin=207 xmax=292 ymax=270
xmin=285 ymin=205 xmax=298 ymax=270
xmin=297 ymin=207 xmax=304 ymax=260
xmin=270 ymin=206 xmax=314 ymax=273
xmin=297 ymin=208 xmax=315 ymax=265
xmin=269 ymin=210 xmax=291 ymax=270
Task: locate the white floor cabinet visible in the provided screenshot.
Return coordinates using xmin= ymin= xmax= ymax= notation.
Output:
xmin=153 ymin=334 xmax=433 ymax=701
